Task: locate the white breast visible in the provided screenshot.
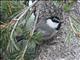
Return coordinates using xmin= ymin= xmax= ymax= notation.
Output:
xmin=46 ymin=19 xmax=59 ymax=29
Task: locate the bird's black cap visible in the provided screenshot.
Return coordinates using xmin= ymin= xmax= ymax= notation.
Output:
xmin=47 ymin=16 xmax=60 ymax=23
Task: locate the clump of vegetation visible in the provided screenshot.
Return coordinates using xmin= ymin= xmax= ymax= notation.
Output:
xmin=0 ymin=1 xmax=43 ymax=60
xmin=0 ymin=1 xmax=24 ymax=24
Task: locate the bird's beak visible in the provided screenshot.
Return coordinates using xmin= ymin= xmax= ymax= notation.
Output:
xmin=60 ymin=21 xmax=64 ymax=23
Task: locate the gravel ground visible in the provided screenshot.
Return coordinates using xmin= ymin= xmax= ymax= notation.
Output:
xmin=34 ymin=2 xmax=80 ymax=60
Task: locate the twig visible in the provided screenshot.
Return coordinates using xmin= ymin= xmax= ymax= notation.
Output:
xmin=69 ymin=16 xmax=77 ymax=34
xmin=30 ymin=9 xmax=39 ymax=37
xmin=10 ymin=1 xmax=38 ymax=51
xmin=10 ymin=19 xmax=20 ymax=51
xmin=17 ymin=1 xmax=38 ymax=60
xmin=19 ymin=40 xmax=29 ymax=60
xmin=69 ymin=16 xmax=80 ymax=39
xmin=18 ymin=1 xmax=37 ymax=20
xmin=70 ymin=15 xmax=80 ymax=24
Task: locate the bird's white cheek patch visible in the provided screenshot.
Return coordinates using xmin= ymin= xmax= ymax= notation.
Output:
xmin=46 ymin=19 xmax=59 ymax=29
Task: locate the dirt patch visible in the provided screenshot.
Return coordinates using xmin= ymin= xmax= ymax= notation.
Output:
xmin=34 ymin=2 xmax=80 ymax=60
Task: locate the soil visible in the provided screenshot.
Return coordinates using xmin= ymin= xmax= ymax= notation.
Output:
xmin=34 ymin=2 xmax=80 ymax=60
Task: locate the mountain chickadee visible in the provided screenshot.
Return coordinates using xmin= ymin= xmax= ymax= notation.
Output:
xmin=36 ymin=16 xmax=63 ymax=40
xmin=16 ymin=16 xmax=63 ymax=42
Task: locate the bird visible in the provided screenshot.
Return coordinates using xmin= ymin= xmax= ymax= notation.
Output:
xmin=15 ymin=16 xmax=63 ymax=42
xmin=35 ymin=16 xmax=63 ymax=40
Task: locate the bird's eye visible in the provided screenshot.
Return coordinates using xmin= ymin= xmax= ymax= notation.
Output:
xmin=53 ymin=16 xmax=60 ymax=20
xmin=53 ymin=17 xmax=60 ymax=20
xmin=53 ymin=18 xmax=57 ymax=20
